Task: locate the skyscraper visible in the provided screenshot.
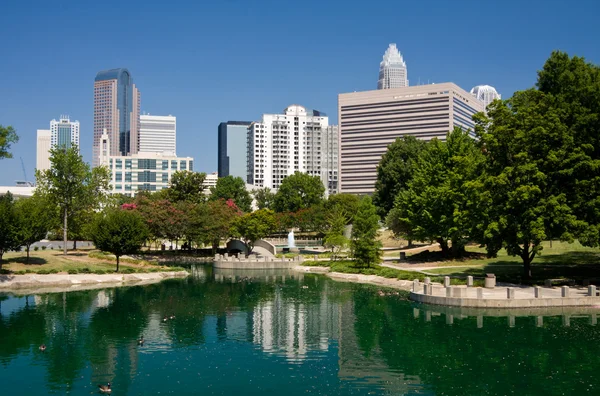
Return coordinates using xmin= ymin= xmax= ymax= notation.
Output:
xmin=247 ymin=105 xmax=339 ymax=195
xmin=139 ymin=114 xmax=176 ymax=155
xmin=36 ymin=129 xmax=51 ymax=172
xmin=93 ymin=68 xmax=140 ymax=167
xmin=218 ymin=121 xmax=252 ymax=179
xmin=377 ymin=44 xmax=408 ymax=89
xmin=470 ymin=85 xmax=501 ymax=110
xmin=50 ymin=116 xmax=80 ymax=150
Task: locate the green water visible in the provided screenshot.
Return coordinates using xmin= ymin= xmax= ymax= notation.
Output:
xmin=1 ymin=265 xmax=599 ymax=395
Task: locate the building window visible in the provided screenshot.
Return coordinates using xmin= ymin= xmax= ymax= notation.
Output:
xmin=125 ymin=159 xmax=132 ymax=169
xmin=115 ymin=173 xmax=122 ymax=182
xmin=180 ymin=160 xmax=186 ymax=170
xmin=162 ymin=160 xmax=168 ymax=170
xmin=189 ymin=161 xmax=193 ymax=171
xmin=171 ymin=160 xmax=177 ymax=170
xmin=115 ymin=159 xmax=122 ymax=169
xmin=125 ymin=172 xmax=132 ymax=182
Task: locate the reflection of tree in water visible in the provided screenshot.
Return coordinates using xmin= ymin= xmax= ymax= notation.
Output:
xmin=0 ymin=299 xmax=46 ymax=365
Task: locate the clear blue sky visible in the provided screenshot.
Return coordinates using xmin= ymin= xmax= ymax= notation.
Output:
xmin=1 ymin=0 xmax=598 ymax=185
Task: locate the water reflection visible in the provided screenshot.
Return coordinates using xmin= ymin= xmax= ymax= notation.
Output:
xmin=0 ymin=265 xmax=599 ymax=395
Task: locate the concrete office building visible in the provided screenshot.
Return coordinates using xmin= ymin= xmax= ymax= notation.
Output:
xmin=50 ymin=116 xmax=80 ymax=150
xmin=36 ymin=129 xmax=51 ymax=172
xmin=93 ymin=68 xmax=141 ymax=167
xmin=338 ymin=82 xmax=484 ymax=194
xmin=377 ymin=44 xmax=408 ymax=90
xmin=247 ymin=105 xmax=339 ymax=195
xmin=98 ymin=132 xmax=193 ymax=196
xmin=218 ymin=121 xmax=252 ymax=179
xmin=203 ymin=172 xmax=218 ymax=193
xmin=139 ymin=114 xmax=176 ymax=155
xmin=470 ymin=85 xmax=501 ymax=110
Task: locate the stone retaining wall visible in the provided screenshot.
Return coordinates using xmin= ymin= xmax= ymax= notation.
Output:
xmin=213 ymin=253 xmax=303 ymax=269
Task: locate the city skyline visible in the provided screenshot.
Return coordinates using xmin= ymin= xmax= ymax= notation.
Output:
xmin=1 ymin=0 xmax=598 ymax=185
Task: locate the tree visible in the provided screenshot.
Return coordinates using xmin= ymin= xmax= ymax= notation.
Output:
xmin=0 ymin=125 xmax=19 ymax=159
xmin=474 ymin=90 xmax=579 ymax=278
xmin=0 ymin=193 xmax=19 ymax=267
xmin=90 ymin=208 xmax=149 ymax=271
xmin=168 ymin=171 xmax=207 ymax=203
xmin=351 ymin=196 xmax=382 ymax=268
xmin=323 ymin=206 xmax=349 ymax=261
xmin=202 ymin=199 xmax=241 ymax=253
xmin=373 ymin=136 xmax=426 ymax=217
xmin=253 ymin=187 xmax=275 ymax=210
xmin=388 ymin=128 xmax=485 ymax=257
xmin=273 ymin=172 xmax=325 ymax=213
xmin=233 ymin=209 xmax=277 ymax=253
xmin=324 ymin=194 xmax=360 ymax=225
xmin=210 ymin=176 xmax=252 ymax=213
xmin=15 ymin=195 xmax=51 ymax=263
xmin=36 ymin=146 xmax=110 ymax=255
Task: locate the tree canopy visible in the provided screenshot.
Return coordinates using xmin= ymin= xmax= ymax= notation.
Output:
xmin=273 ymin=172 xmax=325 ymax=213
xmin=351 ymin=196 xmax=382 ymax=268
xmin=168 ymin=171 xmax=207 ymax=203
xmin=233 ymin=209 xmax=277 ymax=253
xmin=0 ymin=193 xmax=19 ymax=266
xmin=0 ymin=125 xmax=18 ymax=159
xmin=210 ymin=176 xmax=252 ymax=213
xmin=15 ymin=195 xmax=52 ymax=262
xmin=252 ymin=187 xmax=275 ymax=210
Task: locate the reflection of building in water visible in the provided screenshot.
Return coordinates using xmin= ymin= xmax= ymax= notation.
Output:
xmin=251 ymin=283 xmax=339 ymax=362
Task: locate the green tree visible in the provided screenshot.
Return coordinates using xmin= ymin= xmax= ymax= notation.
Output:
xmin=474 ymin=90 xmax=579 ymax=278
xmin=373 ymin=136 xmax=426 ymax=217
xmin=90 ymin=208 xmax=149 ymax=271
xmin=168 ymin=171 xmax=207 ymax=203
xmin=36 ymin=146 xmax=110 ymax=255
xmin=351 ymin=196 xmax=382 ymax=267
xmin=0 ymin=193 xmax=19 ymax=267
xmin=253 ymin=187 xmax=275 ymax=210
xmin=210 ymin=176 xmax=252 ymax=213
xmin=233 ymin=209 xmax=277 ymax=253
xmin=15 ymin=195 xmax=51 ymax=263
xmin=203 ymin=199 xmax=241 ymax=253
xmin=324 ymin=194 xmax=360 ymax=225
xmin=0 ymin=125 xmax=19 ymax=159
xmin=323 ymin=206 xmax=349 ymax=261
xmin=388 ymin=128 xmax=484 ymax=257
xmin=273 ymin=172 xmax=325 ymax=213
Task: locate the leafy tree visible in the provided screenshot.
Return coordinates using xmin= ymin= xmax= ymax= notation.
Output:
xmin=351 ymin=196 xmax=382 ymax=268
xmin=388 ymin=128 xmax=484 ymax=257
xmin=168 ymin=171 xmax=207 ymax=203
xmin=373 ymin=136 xmax=426 ymax=217
xmin=210 ymin=176 xmax=252 ymax=213
xmin=15 ymin=195 xmax=51 ymax=263
xmin=90 ymin=208 xmax=149 ymax=271
xmin=253 ymin=187 xmax=275 ymax=210
xmin=0 ymin=193 xmax=19 ymax=266
xmin=323 ymin=206 xmax=349 ymax=261
xmin=135 ymin=198 xmax=187 ymax=248
xmin=324 ymin=194 xmax=360 ymax=225
xmin=233 ymin=209 xmax=277 ymax=253
xmin=36 ymin=146 xmax=110 ymax=255
xmin=474 ymin=90 xmax=579 ymax=278
xmin=0 ymin=125 xmax=18 ymax=159
xmin=202 ymin=199 xmax=241 ymax=253
xmin=273 ymin=172 xmax=325 ymax=213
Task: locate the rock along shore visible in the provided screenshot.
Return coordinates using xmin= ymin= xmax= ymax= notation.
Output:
xmin=293 ymin=266 xmax=414 ymax=291
xmin=0 ymin=271 xmax=189 ymax=295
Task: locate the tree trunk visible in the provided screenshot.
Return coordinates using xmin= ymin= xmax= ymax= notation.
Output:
xmin=438 ymin=238 xmax=449 ymax=256
xmin=73 ymin=240 xmax=77 ymax=250
xmin=63 ymin=208 xmax=68 ymax=256
xmin=116 ymin=255 xmax=120 ymax=272
xmin=0 ymin=253 xmax=3 ymax=270
xmin=521 ymin=244 xmax=533 ymax=279
xmin=407 ymin=239 xmax=413 ymax=248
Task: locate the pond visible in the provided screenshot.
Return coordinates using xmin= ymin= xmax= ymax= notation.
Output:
xmin=0 ymin=265 xmax=598 ymax=395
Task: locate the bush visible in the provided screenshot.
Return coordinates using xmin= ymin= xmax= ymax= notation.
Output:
xmin=80 ymin=267 xmax=91 ymax=273
xmin=41 ymin=246 xmax=47 ymax=250
xmin=50 ymin=246 xmax=54 ymax=250
xmin=68 ymin=269 xmax=78 ymax=274
xmin=34 ymin=246 xmax=39 ymax=251
xmin=37 ymin=269 xmax=49 ymax=274
xmin=119 ymin=268 xmax=136 ymax=274
xmin=25 ymin=269 xmax=33 ymax=273
xmin=15 ymin=270 xmax=26 ymax=275
xmin=93 ymin=269 xmax=106 ymax=275
xmin=48 ymin=269 xmax=59 ymax=274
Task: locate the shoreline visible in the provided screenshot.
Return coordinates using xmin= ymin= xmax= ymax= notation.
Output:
xmin=293 ymin=265 xmax=414 ymax=291
xmin=0 ymin=271 xmax=189 ymax=295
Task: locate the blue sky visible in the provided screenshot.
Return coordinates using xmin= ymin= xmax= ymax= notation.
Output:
xmin=0 ymin=0 xmax=598 ymax=185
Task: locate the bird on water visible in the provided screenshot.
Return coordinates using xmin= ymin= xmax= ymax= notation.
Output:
xmin=39 ymin=344 xmax=46 ymax=352
xmin=98 ymin=383 xmax=112 ymax=393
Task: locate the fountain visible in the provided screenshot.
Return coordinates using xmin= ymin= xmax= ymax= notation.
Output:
xmin=287 ymin=229 xmax=299 ymax=253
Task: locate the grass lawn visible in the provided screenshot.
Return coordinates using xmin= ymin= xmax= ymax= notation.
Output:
xmin=1 ymin=248 xmax=185 ymax=275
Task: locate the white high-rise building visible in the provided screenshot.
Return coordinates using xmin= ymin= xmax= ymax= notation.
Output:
xmin=36 ymin=129 xmax=51 ymax=172
xmin=470 ymin=85 xmax=501 ymax=110
xmin=50 ymin=116 xmax=80 ymax=150
xmin=139 ymin=114 xmax=176 ymax=155
xmin=377 ymin=43 xmax=408 ymax=89
xmin=247 ymin=105 xmax=339 ymax=195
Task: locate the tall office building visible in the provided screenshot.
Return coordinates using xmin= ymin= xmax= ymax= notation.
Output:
xmin=36 ymin=129 xmax=51 ymax=172
xmin=93 ymin=68 xmax=141 ymax=166
xmin=247 ymin=105 xmax=339 ymax=195
xmin=50 ymin=116 xmax=80 ymax=150
xmin=377 ymin=44 xmax=408 ymax=90
xmin=218 ymin=121 xmax=252 ymax=179
xmin=338 ymin=83 xmax=485 ymax=194
xmin=139 ymin=114 xmax=176 ymax=155
xmin=470 ymin=85 xmax=501 ymax=110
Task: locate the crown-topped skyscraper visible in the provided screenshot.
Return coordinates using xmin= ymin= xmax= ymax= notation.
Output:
xmin=377 ymin=44 xmax=408 ymax=89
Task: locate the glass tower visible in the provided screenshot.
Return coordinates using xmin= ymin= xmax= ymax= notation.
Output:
xmin=50 ymin=116 xmax=80 ymax=150
xmin=377 ymin=44 xmax=408 ymax=90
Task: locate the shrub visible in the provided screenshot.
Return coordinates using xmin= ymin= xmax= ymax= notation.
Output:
xmin=93 ymin=269 xmax=106 ymax=275
xmin=25 ymin=269 xmax=33 ymax=273
xmin=119 ymin=268 xmax=136 ymax=274
xmin=41 ymin=246 xmax=47 ymax=250
xmin=34 ymin=246 xmax=39 ymax=251
xmin=48 ymin=269 xmax=59 ymax=274
xmin=37 ymin=269 xmax=49 ymax=274
xmin=50 ymin=246 xmax=54 ymax=250
xmin=68 ymin=269 xmax=78 ymax=274
xmin=15 ymin=270 xmax=26 ymax=275
xmin=80 ymin=267 xmax=91 ymax=273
